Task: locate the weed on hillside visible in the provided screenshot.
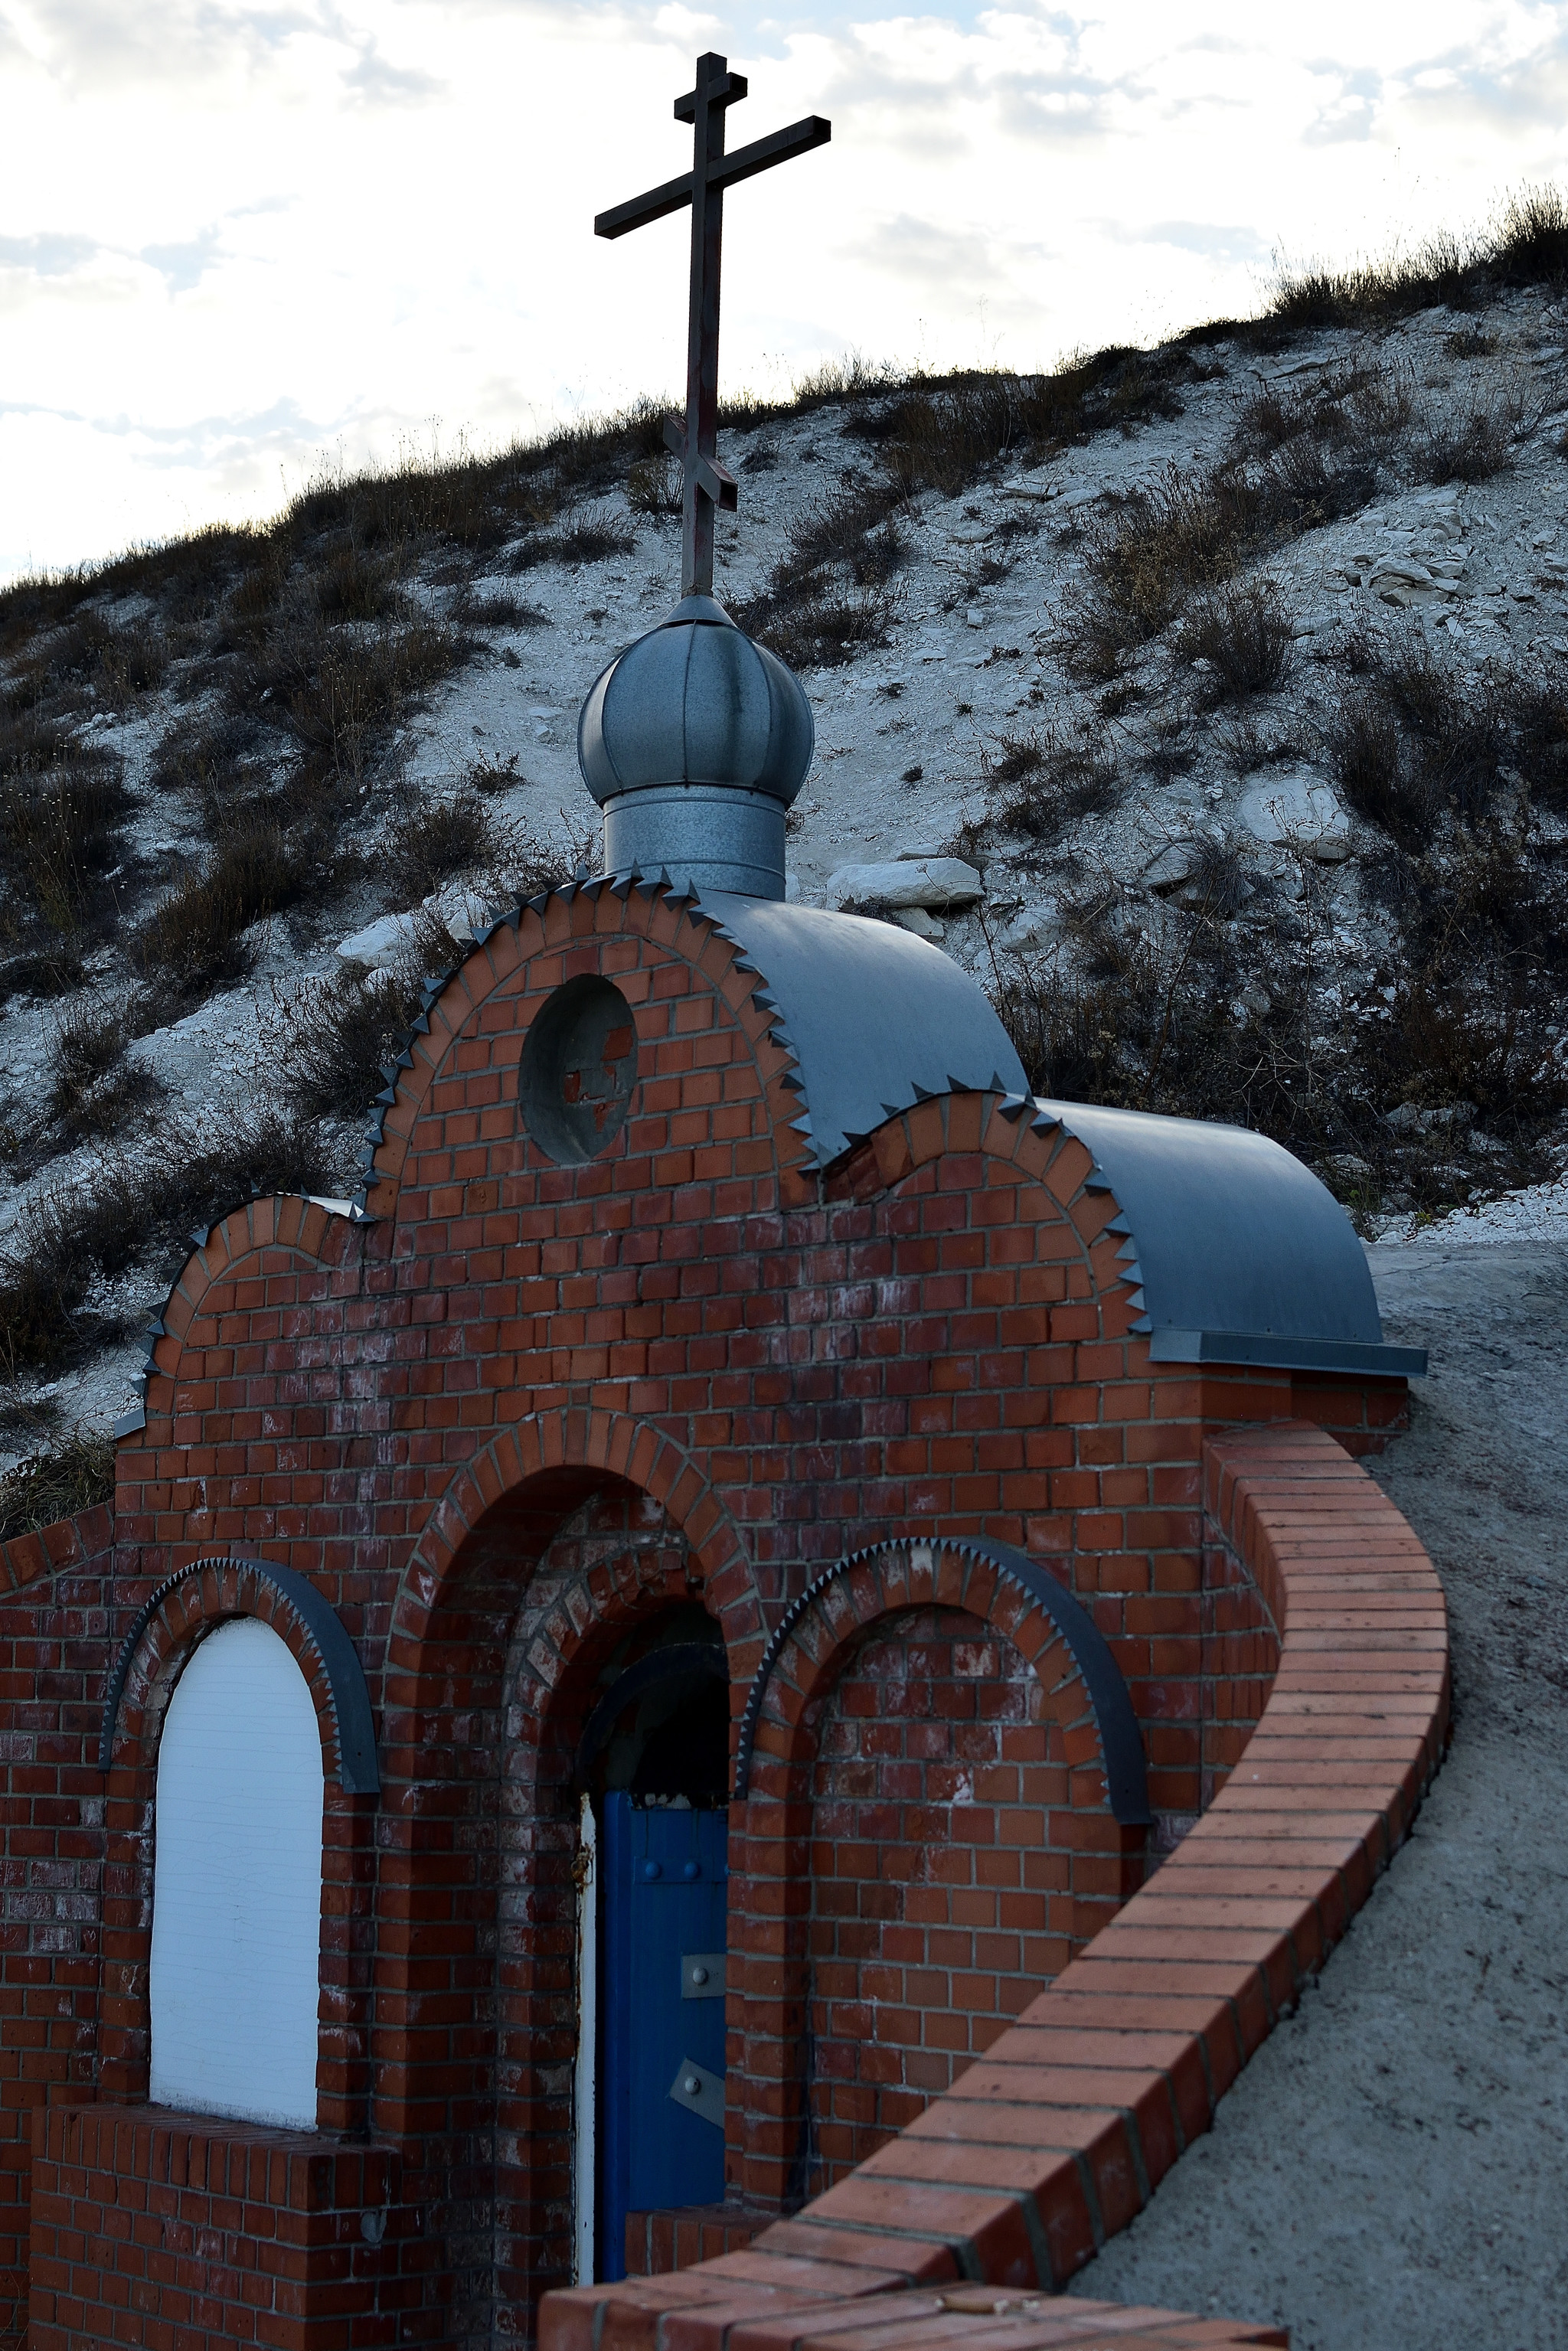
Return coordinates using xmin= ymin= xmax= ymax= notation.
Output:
xmin=0 ymin=1426 xmax=116 ymax=1539
xmin=983 ymin=723 xmax=1119 ymax=843
xmin=0 ymin=1110 xmax=340 ymax=1374
xmin=1263 ymin=187 xmax=1568 ymax=334
xmin=991 ymin=625 xmax=1568 ymax=1214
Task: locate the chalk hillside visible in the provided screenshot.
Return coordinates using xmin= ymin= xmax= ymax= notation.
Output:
xmin=4 ymin=194 xmax=1568 ymax=1515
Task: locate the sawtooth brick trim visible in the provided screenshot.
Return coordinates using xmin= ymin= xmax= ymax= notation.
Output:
xmin=539 ymin=1420 xmax=1445 ymax=2351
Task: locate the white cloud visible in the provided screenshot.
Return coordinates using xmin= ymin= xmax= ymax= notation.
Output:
xmin=3 ymin=0 xmax=1567 ymax=580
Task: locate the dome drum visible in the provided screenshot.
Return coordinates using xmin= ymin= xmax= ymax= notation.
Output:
xmin=603 ymin=783 xmax=791 ymax=900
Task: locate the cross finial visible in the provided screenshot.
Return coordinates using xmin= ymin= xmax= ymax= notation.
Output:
xmin=596 ymin=55 xmax=830 ymax=599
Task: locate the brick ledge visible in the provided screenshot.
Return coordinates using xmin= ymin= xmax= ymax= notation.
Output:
xmin=541 ymin=1421 xmax=1447 ymax=2351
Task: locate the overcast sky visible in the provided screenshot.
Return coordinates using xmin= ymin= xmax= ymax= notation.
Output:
xmin=2 ymin=0 xmax=1566 ymax=583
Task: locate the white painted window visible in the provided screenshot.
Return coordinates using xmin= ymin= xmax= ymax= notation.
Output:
xmin=149 ymin=1615 xmax=323 ymax=2129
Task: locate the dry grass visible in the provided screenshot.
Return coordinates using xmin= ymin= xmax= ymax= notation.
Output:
xmin=1263 ymin=188 xmax=1568 ymax=331
xmin=730 ymin=476 xmax=910 ymax=668
xmin=627 ymin=453 xmax=683 ymax=516
xmin=279 ymin=965 xmax=426 ymax=1122
xmin=1069 ymin=468 xmax=1276 ymax=678
xmin=0 ymin=738 xmax=132 ymax=956
xmin=0 ymin=1427 xmax=116 ymax=1539
xmin=506 ymin=508 xmax=637 ymax=573
xmin=132 ymin=819 xmax=304 ymax=1003
xmin=44 ymin=991 xmax=162 ymax=1145
xmin=1328 ymin=635 xmax=1511 ymax=838
xmin=0 ymin=1109 xmax=340 ymax=1373
xmin=228 ymin=610 xmax=466 ymax=796
xmin=845 ymin=348 xmax=1207 ymax=497
xmin=1068 ymin=356 xmax=1423 ymax=681
xmin=378 ymin=782 xmax=499 ymax=903
xmin=1416 ymin=390 xmax=1519 ymax=485
xmin=984 ymin=723 xmax=1119 ymax=844
xmin=988 ymin=626 xmax=1568 ymax=1217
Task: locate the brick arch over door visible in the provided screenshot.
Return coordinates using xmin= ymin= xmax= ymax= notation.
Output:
xmin=96 ymin=1553 xmax=377 ymax=2128
xmin=372 ymin=1425 xmax=754 ymax=2349
xmin=727 ymin=1539 xmax=1148 ymax=2214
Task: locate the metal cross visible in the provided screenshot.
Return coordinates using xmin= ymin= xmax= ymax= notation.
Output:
xmin=596 ymin=53 xmax=830 ymax=600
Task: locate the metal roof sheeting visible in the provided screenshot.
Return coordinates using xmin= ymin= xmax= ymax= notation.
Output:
xmin=700 ymin=890 xmax=1424 ymax=1381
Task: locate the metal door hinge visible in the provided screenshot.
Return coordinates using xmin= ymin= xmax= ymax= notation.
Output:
xmin=668 ymin=2058 xmax=725 ymax=2130
xmin=681 ymin=1952 xmax=725 ymax=1999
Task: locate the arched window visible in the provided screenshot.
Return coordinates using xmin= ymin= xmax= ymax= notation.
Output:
xmin=149 ymin=1616 xmax=323 ymax=2129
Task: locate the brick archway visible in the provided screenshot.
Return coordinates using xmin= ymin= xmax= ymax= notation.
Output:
xmin=96 ymin=1554 xmax=377 ymax=2127
xmin=372 ymin=1424 xmax=756 ymax=2349
xmin=727 ymin=1538 xmax=1149 ymax=2213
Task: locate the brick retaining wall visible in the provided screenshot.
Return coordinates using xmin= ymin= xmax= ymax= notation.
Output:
xmin=546 ymin=1419 xmax=1448 ymax=2351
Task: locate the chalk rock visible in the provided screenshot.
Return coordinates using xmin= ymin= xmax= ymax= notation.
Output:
xmin=998 ymin=900 xmax=1060 ymax=952
xmin=1142 ymin=841 xmax=1199 ymax=895
xmin=424 ymin=883 xmax=492 ymax=942
xmin=1240 ymin=772 xmax=1351 ymax=863
xmin=824 ymin=857 xmax=985 ymax=911
xmin=893 ymin=908 xmax=946 ymax=939
xmin=335 ymin=911 xmax=419 ymax=970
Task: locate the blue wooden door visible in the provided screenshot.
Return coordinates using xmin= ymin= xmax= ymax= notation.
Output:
xmin=598 ymin=1796 xmax=727 ymax=2281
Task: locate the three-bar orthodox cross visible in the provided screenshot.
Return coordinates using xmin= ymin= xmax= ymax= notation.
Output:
xmin=596 ymin=54 xmax=830 ymax=599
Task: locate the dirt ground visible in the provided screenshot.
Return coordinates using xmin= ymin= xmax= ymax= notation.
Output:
xmin=1065 ymin=1236 xmax=1568 ymax=2351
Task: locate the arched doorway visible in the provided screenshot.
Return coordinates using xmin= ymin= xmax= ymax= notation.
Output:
xmin=573 ymin=1605 xmax=730 ymax=2282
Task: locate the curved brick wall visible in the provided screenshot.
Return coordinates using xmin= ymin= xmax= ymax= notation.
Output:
xmin=543 ymin=1419 xmax=1449 ymax=2351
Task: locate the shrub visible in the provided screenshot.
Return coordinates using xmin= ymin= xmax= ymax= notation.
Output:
xmin=1069 ymin=467 xmax=1273 ymax=677
xmin=379 ymin=782 xmax=499 ymax=903
xmin=1181 ymin=580 xmax=1295 ymax=701
xmin=1417 ymin=394 xmax=1516 ymax=485
xmin=232 ymin=612 xmax=466 ymax=792
xmin=507 ymin=508 xmax=637 ymax=571
xmin=730 ymin=576 xmax=903 ymax=670
xmin=627 ymin=453 xmax=683 ymax=515
xmin=854 ymin=348 xmax=1204 ymax=497
xmin=279 ymin=965 xmax=423 ymax=1122
xmin=44 ymin=991 xmax=160 ymax=1143
xmin=0 ymin=750 xmax=131 ymax=944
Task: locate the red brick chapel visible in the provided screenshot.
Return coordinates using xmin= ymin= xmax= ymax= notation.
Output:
xmin=1 ymin=57 xmax=1446 ymax=2351
xmin=0 ymin=572 xmax=1435 ymax=2350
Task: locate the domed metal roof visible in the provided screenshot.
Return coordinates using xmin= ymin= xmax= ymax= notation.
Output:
xmin=577 ymin=594 xmax=814 ymax=809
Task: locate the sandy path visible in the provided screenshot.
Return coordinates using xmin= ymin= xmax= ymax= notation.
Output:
xmin=1064 ymin=1238 xmax=1568 ymax=2351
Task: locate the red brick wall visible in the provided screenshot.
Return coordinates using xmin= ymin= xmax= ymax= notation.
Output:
xmin=0 ymin=1504 xmax=115 ymax=2336
xmin=28 ymin=2104 xmax=397 ymax=2349
xmin=806 ymin=1603 xmax=1124 ymax=2187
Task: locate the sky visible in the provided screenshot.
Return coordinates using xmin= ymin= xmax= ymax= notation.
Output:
xmin=2 ymin=0 xmax=1567 ymax=584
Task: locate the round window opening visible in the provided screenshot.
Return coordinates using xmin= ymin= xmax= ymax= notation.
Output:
xmin=519 ymin=975 xmax=639 ymax=1164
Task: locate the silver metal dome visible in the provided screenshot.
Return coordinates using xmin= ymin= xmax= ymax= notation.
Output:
xmin=577 ymin=595 xmax=814 ymax=900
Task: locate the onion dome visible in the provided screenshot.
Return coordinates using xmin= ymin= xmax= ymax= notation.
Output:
xmin=577 ymin=594 xmax=814 ymax=900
